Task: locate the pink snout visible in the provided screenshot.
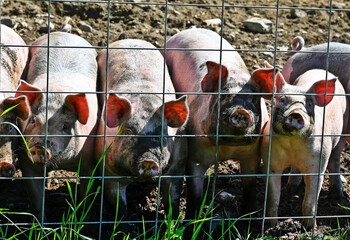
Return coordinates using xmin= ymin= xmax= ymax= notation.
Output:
xmin=0 ymin=162 xmax=16 ymax=177
xmin=284 ymin=113 xmax=305 ymax=131
xmin=230 ymin=109 xmax=252 ymax=129
xmin=138 ymin=160 xmax=159 ymax=177
xmin=29 ymin=146 xmax=51 ymax=164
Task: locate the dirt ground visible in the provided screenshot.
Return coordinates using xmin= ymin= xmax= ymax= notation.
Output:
xmin=1 ymin=0 xmax=350 ymax=239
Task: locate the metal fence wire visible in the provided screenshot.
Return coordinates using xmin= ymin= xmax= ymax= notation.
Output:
xmin=0 ymin=0 xmax=350 ymax=239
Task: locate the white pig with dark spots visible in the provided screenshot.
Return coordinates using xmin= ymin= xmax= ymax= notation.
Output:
xmin=96 ymin=39 xmax=189 ymax=223
xmin=164 ymin=28 xmax=269 ymax=219
xmin=255 ymin=67 xmax=348 ymax=228
xmin=15 ymin=31 xmax=99 ymax=220
xmin=0 ymin=24 xmax=29 ymax=177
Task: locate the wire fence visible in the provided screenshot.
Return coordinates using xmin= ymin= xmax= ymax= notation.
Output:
xmin=0 ymin=0 xmax=350 ymax=239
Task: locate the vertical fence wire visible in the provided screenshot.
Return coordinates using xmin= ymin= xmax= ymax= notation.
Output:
xmin=42 ymin=0 xmax=52 ymax=227
xmin=312 ymin=0 xmax=333 ymax=236
xmin=99 ymin=1 xmax=112 ymax=239
xmin=261 ymin=0 xmax=281 ymax=236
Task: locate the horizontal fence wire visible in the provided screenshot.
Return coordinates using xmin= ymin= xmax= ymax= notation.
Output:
xmin=0 ymin=0 xmax=350 ymax=239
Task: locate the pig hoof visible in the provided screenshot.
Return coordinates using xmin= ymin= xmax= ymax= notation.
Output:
xmin=0 ymin=162 xmax=16 ymax=177
xmin=302 ymin=218 xmax=316 ymax=229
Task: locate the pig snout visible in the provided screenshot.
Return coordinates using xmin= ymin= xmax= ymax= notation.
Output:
xmin=283 ymin=112 xmax=305 ymax=132
xmin=230 ymin=108 xmax=253 ymax=129
xmin=0 ymin=162 xmax=16 ymax=177
xmin=138 ymin=160 xmax=160 ymax=177
xmin=29 ymin=145 xmax=51 ymax=164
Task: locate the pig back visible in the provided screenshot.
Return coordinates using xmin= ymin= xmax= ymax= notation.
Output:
xmin=165 ymin=28 xmax=249 ymax=94
xmin=26 ymin=32 xmax=97 ymax=89
xmin=0 ymin=24 xmax=28 ymax=94
xmin=282 ymin=43 xmax=350 ymax=92
xmin=98 ymin=39 xmax=174 ymax=102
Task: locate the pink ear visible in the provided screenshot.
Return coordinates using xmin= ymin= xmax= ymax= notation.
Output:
xmin=104 ymin=94 xmax=131 ymax=128
xmin=311 ymin=79 xmax=336 ymax=107
xmin=163 ymin=96 xmax=189 ymax=128
xmin=264 ymin=61 xmax=274 ymax=69
xmin=250 ymin=68 xmax=284 ymax=100
xmin=65 ymin=94 xmax=89 ymax=124
xmin=15 ymin=80 xmax=42 ymax=106
xmin=1 ymin=96 xmax=31 ymax=120
xmin=201 ymin=61 xmax=228 ymax=92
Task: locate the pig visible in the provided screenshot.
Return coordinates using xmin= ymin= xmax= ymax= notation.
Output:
xmin=0 ymin=24 xmax=29 ymax=176
xmin=281 ymin=36 xmax=350 ymax=198
xmin=164 ymin=28 xmax=269 ymax=219
xmin=15 ymin=31 xmax=99 ymax=220
xmin=96 ymin=39 xmax=189 ymax=222
xmin=255 ymin=67 xmax=348 ymax=228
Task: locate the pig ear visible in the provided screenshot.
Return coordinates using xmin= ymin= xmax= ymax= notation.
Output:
xmin=309 ymin=78 xmax=337 ymax=107
xmin=104 ymin=93 xmax=132 ymax=128
xmin=65 ymin=94 xmax=89 ymax=125
xmin=201 ymin=61 xmax=228 ymax=92
xmin=163 ymin=95 xmax=189 ymax=128
xmin=264 ymin=61 xmax=274 ymax=69
xmin=15 ymin=80 xmax=42 ymax=106
xmin=250 ymin=68 xmax=285 ymax=100
xmin=1 ymin=96 xmax=31 ymax=120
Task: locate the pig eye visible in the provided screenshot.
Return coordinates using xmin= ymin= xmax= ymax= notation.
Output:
xmin=60 ymin=123 xmax=71 ymax=134
xmin=8 ymin=125 xmax=16 ymax=135
xmin=30 ymin=117 xmax=35 ymax=124
xmin=279 ymin=96 xmax=287 ymax=103
xmin=305 ymin=101 xmax=313 ymax=111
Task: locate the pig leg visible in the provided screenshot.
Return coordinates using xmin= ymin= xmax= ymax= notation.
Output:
xmin=19 ymin=156 xmax=46 ymax=221
xmin=265 ymin=174 xmax=282 ymax=227
xmin=105 ymin=180 xmax=128 ymax=220
xmin=185 ymin=155 xmax=208 ymax=220
xmin=301 ymin=159 xmax=328 ymax=228
xmin=161 ymin=176 xmax=183 ymax=218
xmin=327 ymin=137 xmax=346 ymax=199
xmin=240 ymin=156 xmax=260 ymax=214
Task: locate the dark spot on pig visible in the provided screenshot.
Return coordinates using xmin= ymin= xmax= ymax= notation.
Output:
xmin=1 ymin=45 xmax=18 ymax=85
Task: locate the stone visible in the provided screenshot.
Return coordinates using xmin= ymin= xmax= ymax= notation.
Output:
xmin=40 ymin=22 xmax=55 ymax=32
xmin=1 ymin=18 xmax=15 ymax=28
xmin=204 ymin=18 xmax=221 ymax=26
xmin=243 ymin=17 xmax=272 ymax=33
xmin=78 ymin=21 xmax=93 ymax=33
xmin=290 ymin=9 xmax=307 ymax=18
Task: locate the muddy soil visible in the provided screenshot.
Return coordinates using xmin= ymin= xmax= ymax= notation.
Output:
xmin=1 ymin=0 xmax=350 ymax=239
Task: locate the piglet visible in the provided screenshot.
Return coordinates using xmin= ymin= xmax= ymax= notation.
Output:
xmin=281 ymin=36 xmax=350 ymax=198
xmin=15 ymin=31 xmax=99 ymax=220
xmin=164 ymin=28 xmax=269 ymax=219
xmin=96 ymin=39 xmax=189 ymax=223
xmin=255 ymin=67 xmax=348 ymax=228
xmin=0 ymin=24 xmax=29 ymax=176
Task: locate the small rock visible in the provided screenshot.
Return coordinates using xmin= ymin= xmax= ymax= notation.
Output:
xmin=344 ymin=33 xmax=350 ymax=40
xmin=263 ymin=52 xmax=274 ymax=57
xmin=341 ymin=175 xmax=347 ymax=183
xmin=78 ymin=21 xmax=93 ymax=33
xmin=204 ymin=18 xmax=222 ymax=26
xmin=40 ymin=22 xmax=55 ymax=32
xmin=173 ymin=10 xmax=181 ymax=16
xmin=243 ymin=17 xmax=272 ymax=33
xmin=290 ymin=9 xmax=307 ymax=18
xmin=333 ymin=33 xmax=340 ymax=38
xmin=19 ymin=21 xmax=28 ymax=29
xmin=1 ymin=18 xmax=15 ymax=28
xmin=332 ymin=2 xmax=346 ymax=9
xmin=217 ymin=192 xmax=236 ymax=203
xmin=317 ymin=29 xmax=323 ymax=34
xmin=225 ymin=22 xmax=235 ymax=29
